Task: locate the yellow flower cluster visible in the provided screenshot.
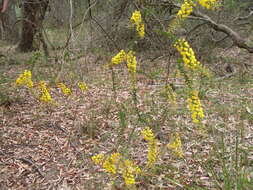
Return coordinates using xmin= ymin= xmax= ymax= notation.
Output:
xmin=121 ymin=160 xmax=141 ymax=186
xmin=78 ymin=81 xmax=88 ymax=92
xmin=130 ymin=10 xmax=145 ymax=38
xmin=38 ymin=81 xmax=52 ymax=102
xmin=110 ymin=50 xmax=137 ymax=75
xmin=103 ymin=153 xmax=121 ymax=174
xmin=141 ymin=127 xmax=158 ymax=167
xmin=177 ymin=0 xmax=194 ymax=19
xmin=91 ymin=154 xmax=104 ymax=165
xmin=15 ymin=70 xmax=33 ymax=88
xmin=187 ymin=90 xmax=204 ymax=123
xmin=141 ymin=127 xmax=155 ymax=141
xmin=126 ymin=51 xmax=137 ymax=74
xmin=167 ymin=133 xmax=184 ymax=158
xmin=92 ymin=152 xmax=141 ymax=187
xmin=198 ymin=0 xmax=218 ymax=9
xmin=168 ymin=0 xmax=194 ymax=33
xmin=174 ymin=38 xmax=201 ymax=70
xmin=111 ymin=50 xmax=126 ymax=65
xmin=57 ymin=83 xmax=71 ymax=96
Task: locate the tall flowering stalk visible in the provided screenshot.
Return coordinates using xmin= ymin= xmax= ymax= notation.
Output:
xmin=130 ymin=10 xmax=145 ymax=38
xmin=141 ymin=127 xmax=158 ymax=167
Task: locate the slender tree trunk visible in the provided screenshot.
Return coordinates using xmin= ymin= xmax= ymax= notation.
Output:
xmin=18 ymin=0 xmax=49 ymax=52
xmin=0 ymin=0 xmax=19 ymax=42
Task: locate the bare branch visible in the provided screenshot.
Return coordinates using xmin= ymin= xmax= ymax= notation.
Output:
xmin=191 ymin=10 xmax=253 ymax=53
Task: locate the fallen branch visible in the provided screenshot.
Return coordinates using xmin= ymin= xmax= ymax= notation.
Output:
xmin=190 ymin=10 xmax=253 ymax=53
xmin=168 ymin=2 xmax=253 ymax=53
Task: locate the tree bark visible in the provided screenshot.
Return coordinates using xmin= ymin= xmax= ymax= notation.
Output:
xmin=18 ymin=0 xmax=49 ymax=52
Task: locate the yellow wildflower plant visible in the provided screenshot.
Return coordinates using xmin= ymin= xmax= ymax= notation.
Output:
xmin=141 ymin=127 xmax=158 ymax=167
xmin=167 ymin=133 xmax=184 ymax=158
xmin=177 ymin=0 xmax=194 ymax=19
xmin=187 ymin=90 xmax=204 ymax=124
xmin=15 ymin=70 xmax=33 ymax=88
xmin=126 ymin=51 xmax=137 ymax=74
xmin=174 ymin=38 xmax=201 ymax=70
xmin=130 ymin=10 xmax=145 ymax=38
xmin=78 ymin=81 xmax=88 ymax=92
xmin=111 ymin=50 xmax=127 ymax=66
xmin=57 ymin=83 xmax=72 ymax=96
xmin=198 ymin=0 xmax=219 ymax=9
xmin=38 ymin=81 xmax=52 ymax=103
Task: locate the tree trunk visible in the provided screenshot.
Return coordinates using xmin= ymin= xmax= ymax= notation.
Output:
xmin=18 ymin=0 xmax=49 ymax=52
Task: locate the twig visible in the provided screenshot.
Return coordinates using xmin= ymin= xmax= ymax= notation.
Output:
xmin=17 ymin=157 xmax=44 ymax=178
xmin=234 ymin=11 xmax=253 ymax=21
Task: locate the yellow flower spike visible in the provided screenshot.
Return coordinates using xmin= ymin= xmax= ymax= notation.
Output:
xmin=198 ymin=0 xmax=219 ymax=10
xmin=103 ymin=159 xmax=117 ymax=174
xmin=78 ymin=81 xmax=88 ymax=92
xmin=111 ymin=50 xmax=127 ymax=66
xmin=92 ymin=154 xmax=105 ymax=165
xmin=120 ymin=159 xmax=141 ymax=187
xmin=174 ymin=38 xmax=201 ymax=70
xmin=126 ymin=51 xmax=137 ymax=74
xmin=92 ymin=152 xmax=141 ymax=187
xmin=57 ymin=82 xmax=72 ymax=96
xmin=122 ymin=167 xmax=136 ymax=186
xmin=101 ymin=153 xmax=122 ymax=174
xmin=15 ymin=70 xmax=33 ymax=88
xmin=130 ymin=10 xmax=145 ymax=38
xmin=141 ymin=127 xmax=158 ymax=167
xmin=177 ymin=0 xmax=194 ymax=19
xmin=167 ymin=133 xmax=184 ymax=158
xmin=141 ymin=127 xmax=155 ymax=142
xmin=136 ymin=23 xmax=145 ymax=38
xmin=187 ymin=90 xmax=205 ymax=123
xmin=130 ymin=10 xmax=142 ymax=25
xmin=147 ymin=140 xmax=158 ymax=167
xmin=38 ymin=81 xmax=52 ymax=103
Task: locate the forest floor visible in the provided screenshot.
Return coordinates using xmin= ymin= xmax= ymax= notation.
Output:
xmin=0 ymin=47 xmax=253 ymax=190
